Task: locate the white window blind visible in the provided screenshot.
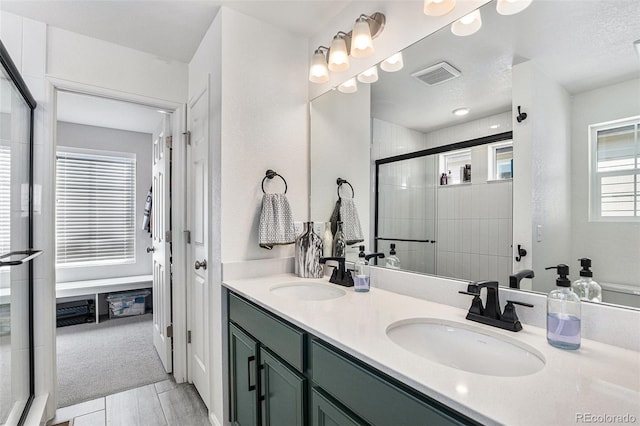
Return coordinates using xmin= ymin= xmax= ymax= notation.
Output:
xmin=56 ymin=150 xmax=136 ymax=266
xmin=0 ymin=145 xmax=10 ymax=255
xmin=591 ymin=117 xmax=639 ymax=220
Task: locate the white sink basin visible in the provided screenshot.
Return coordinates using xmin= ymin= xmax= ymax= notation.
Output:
xmin=269 ymin=281 xmax=346 ymax=301
xmin=386 ymin=318 xmax=545 ymax=377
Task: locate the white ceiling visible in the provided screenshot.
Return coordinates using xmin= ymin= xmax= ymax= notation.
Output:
xmin=371 ymin=0 xmax=640 ymax=134
xmin=0 ymin=0 xmax=351 ymax=63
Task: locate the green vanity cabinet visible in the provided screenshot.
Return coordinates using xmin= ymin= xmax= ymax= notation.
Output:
xmin=228 ymin=291 xmax=477 ymax=426
xmin=228 ymin=293 xmax=306 ymax=426
xmin=311 ymin=388 xmax=366 ymax=426
xmin=229 ymin=323 xmax=259 ymax=426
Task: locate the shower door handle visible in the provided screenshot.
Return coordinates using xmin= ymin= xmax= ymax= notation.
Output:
xmin=0 ymin=250 xmax=42 ymax=267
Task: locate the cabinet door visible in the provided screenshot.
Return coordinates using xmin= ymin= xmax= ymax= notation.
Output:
xmin=260 ymin=348 xmax=305 ymax=426
xmin=229 ymin=323 xmax=259 ymax=426
xmin=311 ymin=388 xmax=366 ymax=426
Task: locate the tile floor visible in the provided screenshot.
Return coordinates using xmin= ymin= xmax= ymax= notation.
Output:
xmin=50 ymin=379 xmax=209 ymax=426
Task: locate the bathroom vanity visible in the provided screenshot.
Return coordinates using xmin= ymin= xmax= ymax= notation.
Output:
xmin=223 ymin=274 xmax=640 ymax=426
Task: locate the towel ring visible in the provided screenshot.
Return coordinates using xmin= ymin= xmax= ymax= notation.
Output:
xmin=262 ymin=169 xmax=288 ymax=194
xmin=336 ymin=178 xmax=354 ymax=198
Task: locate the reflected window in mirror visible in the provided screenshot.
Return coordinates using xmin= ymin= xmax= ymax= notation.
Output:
xmin=439 ymin=149 xmax=471 ymax=185
xmin=590 ymin=117 xmax=640 ymax=221
xmin=488 ymin=141 xmax=513 ymax=181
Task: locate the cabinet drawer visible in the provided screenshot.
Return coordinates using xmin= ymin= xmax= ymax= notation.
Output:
xmin=311 ymin=340 xmax=474 ymax=426
xmin=229 ymin=293 xmax=305 ymax=372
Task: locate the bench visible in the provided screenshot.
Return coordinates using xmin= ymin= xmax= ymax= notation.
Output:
xmin=56 ymin=274 xmax=153 ymax=323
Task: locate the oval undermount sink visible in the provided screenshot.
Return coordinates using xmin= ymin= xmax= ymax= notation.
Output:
xmin=269 ymin=281 xmax=346 ymax=301
xmin=386 ymin=318 xmax=545 ymax=377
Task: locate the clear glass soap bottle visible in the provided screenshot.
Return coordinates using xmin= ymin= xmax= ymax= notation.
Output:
xmin=571 ymin=258 xmax=602 ymax=302
xmin=545 ymin=264 xmax=581 ymax=350
xmin=333 ymin=221 xmax=346 ymax=258
xmin=385 ymin=243 xmax=401 ymax=269
xmin=354 ymin=245 xmax=370 ymax=292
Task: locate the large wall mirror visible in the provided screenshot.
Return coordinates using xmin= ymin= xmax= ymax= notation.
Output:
xmin=310 ymin=0 xmax=640 ymax=309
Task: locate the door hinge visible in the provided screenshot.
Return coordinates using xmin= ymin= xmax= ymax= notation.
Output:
xmin=187 ymin=330 xmax=192 ymax=344
xmin=184 ymin=230 xmax=191 ymax=244
xmin=166 ymin=135 xmax=173 ymax=149
xmin=165 ymin=230 xmax=172 ymax=243
xmin=166 ymin=324 xmax=173 ymax=338
xmin=183 ymin=131 xmax=191 ymax=145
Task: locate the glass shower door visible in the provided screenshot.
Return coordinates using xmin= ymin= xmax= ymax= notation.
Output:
xmin=0 ymin=41 xmax=39 ymax=426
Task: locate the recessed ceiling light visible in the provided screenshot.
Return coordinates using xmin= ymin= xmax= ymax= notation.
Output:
xmin=452 ymin=107 xmax=470 ymax=116
xmin=489 ymin=124 xmax=501 ymax=129
xmin=157 ymin=110 xmax=169 ymax=114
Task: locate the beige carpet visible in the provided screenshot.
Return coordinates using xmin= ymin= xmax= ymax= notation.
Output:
xmin=56 ymin=314 xmax=170 ymax=408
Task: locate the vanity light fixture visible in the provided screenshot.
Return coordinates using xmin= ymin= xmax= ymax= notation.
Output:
xmin=496 ymin=0 xmax=532 ymax=15
xmin=338 ymin=77 xmax=358 ymax=93
xmin=424 ymin=0 xmax=456 ymax=17
xmin=451 ymin=9 xmax=482 ymax=36
xmin=309 ymin=46 xmax=330 ymax=83
xmin=452 ymin=107 xmax=470 ymax=116
xmin=357 ymin=65 xmax=379 ymax=83
xmin=350 ymin=13 xmax=386 ymax=59
xmin=380 ymin=52 xmax=404 ymax=72
xmin=328 ymin=32 xmax=351 ymax=72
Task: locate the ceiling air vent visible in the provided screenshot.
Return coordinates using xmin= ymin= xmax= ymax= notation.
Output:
xmin=411 ymin=61 xmax=461 ymax=86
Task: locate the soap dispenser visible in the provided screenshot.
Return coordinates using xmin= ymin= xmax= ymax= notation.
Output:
xmin=545 ymin=264 xmax=581 ymax=350
xmin=354 ymin=245 xmax=370 ymax=292
xmin=333 ymin=221 xmax=346 ymax=257
xmin=385 ymin=244 xmax=401 ymax=269
xmin=572 ymin=258 xmax=602 ymax=302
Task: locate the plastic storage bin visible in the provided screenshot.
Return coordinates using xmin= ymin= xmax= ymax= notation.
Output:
xmin=106 ymin=290 xmax=151 ymax=319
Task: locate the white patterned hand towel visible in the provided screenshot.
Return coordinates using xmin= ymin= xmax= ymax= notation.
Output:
xmin=339 ymin=198 xmax=364 ymax=245
xmin=259 ymin=193 xmax=296 ymax=249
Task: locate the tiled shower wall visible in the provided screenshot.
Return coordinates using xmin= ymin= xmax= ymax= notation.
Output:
xmin=373 ymin=112 xmax=513 ymax=285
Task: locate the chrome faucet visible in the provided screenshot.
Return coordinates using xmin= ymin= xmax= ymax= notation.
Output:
xmin=459 ymin=280 xmax=533 ymax=332
xmin=509 ymin=269 xmax=535 ymax=289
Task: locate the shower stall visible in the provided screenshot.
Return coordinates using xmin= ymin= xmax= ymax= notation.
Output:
xmin=0 ymin=40 xmax=41 ymax=425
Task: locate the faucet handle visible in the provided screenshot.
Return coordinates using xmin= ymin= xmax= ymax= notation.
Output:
xmin=501 ymin=300 xmax=534 ymax=331
xmin=458 ymin=290 xmax=484 ymax=316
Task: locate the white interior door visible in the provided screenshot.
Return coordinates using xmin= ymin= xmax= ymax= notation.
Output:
xmin=187 ymin=86 xmax=210 ymax=405
xmin=151 ymin=115 xmax=172 ymax=373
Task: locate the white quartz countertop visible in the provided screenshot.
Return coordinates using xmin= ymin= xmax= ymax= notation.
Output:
xmin=223 ymin=274 xmax=640 ymax=426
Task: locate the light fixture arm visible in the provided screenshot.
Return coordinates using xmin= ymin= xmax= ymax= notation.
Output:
xmin=357 ymin=12 xmax=386 ymax=40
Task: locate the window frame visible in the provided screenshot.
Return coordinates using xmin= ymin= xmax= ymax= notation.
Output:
xmin=589 ymin=116 xmax=640 ymax=222
xmin=55 ymin=147 xmax=137 ymax=268
xmin=487 ymin=140 xmax=513 ymax=182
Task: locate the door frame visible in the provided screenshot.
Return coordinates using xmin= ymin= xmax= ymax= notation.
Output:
xmin=47 ymin=78 xmax=190 ymax=394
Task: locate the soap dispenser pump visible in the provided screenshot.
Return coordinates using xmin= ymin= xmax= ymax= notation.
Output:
xmin=385 ymin=243 xmax=401 ymax=269
xmin=572 ymin=258 xmax=602 ymax=302
xmin=545 ymin=264 xmax=581 ymax=350
xmin=354 ymin=245 xmax=370 ymax=292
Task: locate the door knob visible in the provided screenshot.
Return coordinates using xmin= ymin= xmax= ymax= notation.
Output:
xmin=146 ymin=247 xmax=155 ymax=253
xmin=195 ymin=259 xmax=207 ymax=270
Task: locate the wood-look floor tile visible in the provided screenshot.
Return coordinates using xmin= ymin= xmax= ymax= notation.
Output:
xmin=74 ymin=410 xmax=106 ymax=426
xmin=154 ymin=379 xmax=178 ymax=394
xmin=158 ymin=384 xmax=209 ymax=426
xmin=106 ymin=384 xmax=167 ymax=426
xmin=51 ymin=398 xmax=105 ymax=423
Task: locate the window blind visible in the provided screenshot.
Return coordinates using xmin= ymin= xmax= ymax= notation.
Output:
xmin=56 ymin=150 xmax=136 ymax=265
xmin=0 ymin=145 xmax=10 ymax=255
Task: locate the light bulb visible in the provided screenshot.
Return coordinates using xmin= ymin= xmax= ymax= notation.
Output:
xmin=380 ymin=52 xmax=404 ymax=72
xmin=496 ymin=0 xmax=532 ymax=15
xmin=424 ymin=0 xmax=456 ymax=16
xmin=328 ymin=35 xmax=350 ymax=72
xmin=357 ymin=66 xmax=379 ymax=83
xmin=452 ymin=107 xmax=470 ymax=116
xmin=338 ymin=78 xmax=358 ymax=93
xmin=451 ymin=10 xmax=482 ymax=37
xmin=309 ymin=50 xmax=329 ymax=84
xmin=351 ymin=17 xmax=374 ymax=58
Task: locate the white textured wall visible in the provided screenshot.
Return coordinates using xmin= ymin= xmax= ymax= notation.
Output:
xmin=570 ymin=78 xmax=640 ymax=295
xmin=310 ymin=85 xmax=371 ymax=257
xmin=47 ymin=27 xmax=188 ymax=104
xmin=55 ymin=122 xmax=153 ymax=282
xmin=512 ymin=61 xmax=572 ymax=294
